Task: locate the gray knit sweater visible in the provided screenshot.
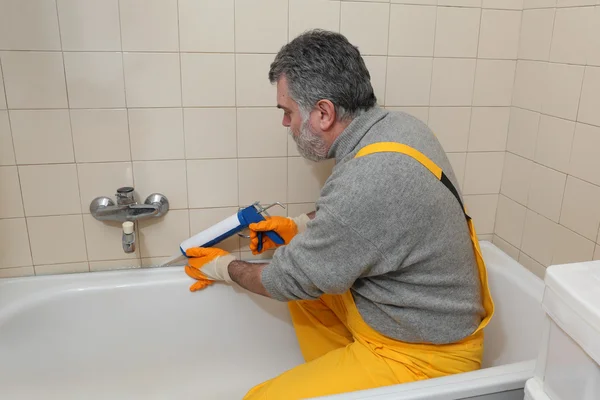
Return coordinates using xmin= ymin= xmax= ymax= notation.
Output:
xmin=262 ymin=107 xmax=484 ymax=344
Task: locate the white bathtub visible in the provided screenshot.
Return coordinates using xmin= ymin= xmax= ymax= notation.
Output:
xmin=0 ymin=242 xmax=544 ymax=400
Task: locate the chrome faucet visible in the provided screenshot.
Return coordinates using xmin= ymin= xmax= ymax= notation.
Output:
xmin=90 ymin=187 xmax=169 ymax=254
xmin=90 ymin=187 xmax=169 ymax=222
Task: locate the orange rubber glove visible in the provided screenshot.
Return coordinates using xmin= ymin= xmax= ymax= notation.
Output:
xmin=249 ymin=214 xmax=311 ymax=255
xmin=184 ymin=247 xmax=236 ymax=292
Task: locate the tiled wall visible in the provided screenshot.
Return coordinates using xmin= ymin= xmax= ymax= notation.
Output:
xmin=0 ymin=0 xmax=521 ymax=277
xmin=493 ymin=0 xmax=600 ymax=278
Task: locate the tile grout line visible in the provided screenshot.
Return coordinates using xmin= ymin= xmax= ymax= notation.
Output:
xmin=233 ymin=0 xmax=242 ymax=208
xmin=175 ymin=0 xmax=191 ymax=243
xmin=117 ymin=0 xmax=141 ymax=263
xmin=0 ymin=54 xmax=36 ymax=271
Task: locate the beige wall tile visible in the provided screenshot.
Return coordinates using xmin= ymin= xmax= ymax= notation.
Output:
xmin=446 ymin=152 xmax=467 ymax=190
xmin=90 ymin=259 xmax=141 ymax=272
xmin=0 ymin=112 xmax=14 ymax=166
xmin=181 ymin=54 xmax=236 ymax=107
xmin=435 ymin=7 xmax=481 ymax=57
xmin=552 ymin=225 xmax=595 ymax=265
xmin=10 ymin=110 xmax=74 ymax=165
xmin=483 ymin=0 xmax=524 ymax=9
xmin=521 ymin=209 xmax=559 ymax=266
xmin=0 ymin=218 xmax=32 ymax=268
xmin=184 ymin=108 xmax=237 ymax=160
xmin=123 ymin=53 xmax=181 ymax=108
xmin=189 ymin=207 xmax=241 ymax=253
xmin=595 ymin=245 xmax=600 ymax=260
xmin=288 ymin=158 xmax=335 ymax=204
xmin=179 ymin=0 xmax=235 ymax=52
xmin=0 ymin=0 xmax=61 ymax=50
xmin=524 ymin=0 xmax=557 ymax=9
xmin=389 ymin=5 xmax=436 ymax=57
xmin=578 ymin=66 xmax=600 ymax=127
xmin=473 ymin=60 xmax=516 ymax=106
xmin=0 ymin=68 xmax=6 ymax=110
xmin=64 ymin=52 xmax=126 ymax=108
xmin=518 ymin=252 xmax=546 ymax=279
xmin=138 ymin=210 xmax=190 ymax=258
xmin=133 ymin=160 xmax=188 ymax=209
xmin=57 ymin=0 xmax=121 ymax=51
xmin=235 ymin=0 xmax=288 ymax=53
xmin=71 ymin=109 xmax=131 ymax=163
xmin=187 ymin=159 xmax=238 ymax=208
xmin=385 ymin=57 xmax=433 ymax=106
xmin=77 ymin=162 xmax=134 ymax=212
xmin=28 ymin=215 xmax=87 ymax=265
xmin=428 ymin=107 xmax=471 ymax=152
xmin=19 ymin=164 xmax=81 ymax=217
xmin=430 ymin=58 xmax=477 ymax=106
xmin=559 ymin=176 xmax=600 ymax=241
xmin=465 ymin=194 xmax=498 ymax=234
xmin=588 ymin=7 xmax=600 ymax=66
xmin=363 ymin=56 xmax=387 ymax=106
xmin=236 ymin=54 xmax=278 ymax=107
xmin=35 ymin=262 xmax=89 ymax=276
xmin=463 ymin=152 xmax=505 ymax=195
xmin=1 ymin=51 xmax=67 ymax=109
xmin=341 ymin=2 xmax=390 ymax=55
xmin=512 ymin=61 xmax=548 ymax=112
xmin=518 ymin=9 xmax=555 ymax=61
xmin=128 ymin=108 xmax=184 ymax=161
xmin=550 ymin=7 xmax=594 ymax=65
xmin=237 ymin=108 xmax=288 ymax=158
xmin=0 ymin=267 xmax=34 ymax=279
xmin=541 ymin=63 xmax=585 ymax=121
xmin=468 ymin=107 xmax=510 ymax=152
xmin=527 ymin=164 xmax=567 ymax=222
xmin=478 ymin=10 xmax=522 ymax=60
xmin=239 ymin=158 xmax=288 ymax=205
xmin=556 ymin=0 xmax=595 ymax=5
xmin=83 ymin=215 xmax=139 ymax=261
xmin=501 ymin=153 xmax=534 ymax=205
xmin=506 ymin=108 xmax=540 ymax=159
xmin=534 ymin=115 xmax=575 ymax=173
xmin=289 ymin=0 xmax=340 ymax=39
xmin=438 ymin=0 xmax=481 ymax=5
xmin=569 ymin=123 xmax=600 ymax=186
xmin=0 ymin=166 xmax=24 ymax=218
xmin=120 ymin=0 xmax=178 ymax=51
xmin=495 ymin=195 xmax=527 ymax=247
xmin=492 ymin=235 xmax=520 ymax=260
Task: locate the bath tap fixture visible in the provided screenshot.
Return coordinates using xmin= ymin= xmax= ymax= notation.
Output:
xmin=89 ymin=187 xmax=169 ymax=222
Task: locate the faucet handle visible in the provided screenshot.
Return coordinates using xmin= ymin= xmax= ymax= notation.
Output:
xmin=116 ymin=186 xmax=136 ymax=205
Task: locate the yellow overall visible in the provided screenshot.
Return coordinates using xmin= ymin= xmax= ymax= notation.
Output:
xmin=244 ymin=142 xmax=495 ymax=400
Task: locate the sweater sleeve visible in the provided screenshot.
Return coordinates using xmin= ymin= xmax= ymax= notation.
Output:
xmin=261 ymin=205 xmax=384 ymax=301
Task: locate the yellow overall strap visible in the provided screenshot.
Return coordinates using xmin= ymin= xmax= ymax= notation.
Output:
xmin=356 ymin=142 xmax=470 ymax=220
xmin=354 ymin=142 xmax=494 ymax=333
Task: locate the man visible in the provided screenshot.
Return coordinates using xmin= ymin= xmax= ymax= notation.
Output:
xmin=185 ymin=30 xmax=494 ymax=399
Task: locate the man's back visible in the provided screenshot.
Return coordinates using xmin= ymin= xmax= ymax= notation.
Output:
xmin=263 ymin=107 xmax=484 ymax=345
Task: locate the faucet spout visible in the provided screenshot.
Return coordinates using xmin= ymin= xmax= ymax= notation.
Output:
xmin=122 ymin=221 xmax=136 ymax=254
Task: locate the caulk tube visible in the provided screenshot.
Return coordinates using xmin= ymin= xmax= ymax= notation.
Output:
xmin=179 ymin=212 xmax=243 ymax=255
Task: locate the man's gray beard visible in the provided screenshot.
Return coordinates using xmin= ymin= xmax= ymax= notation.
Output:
xmin=290 ymin=118 xmax=329 ymax=162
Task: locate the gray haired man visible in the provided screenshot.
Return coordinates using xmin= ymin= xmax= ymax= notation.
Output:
xmin=184 ymin=30 xmax=494 ymax=399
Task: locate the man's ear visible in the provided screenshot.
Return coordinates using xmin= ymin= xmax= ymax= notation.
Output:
xmin=315 ymin=99 xmax=336 ymax=131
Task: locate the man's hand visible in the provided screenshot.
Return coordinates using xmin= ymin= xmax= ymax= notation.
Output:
xmin=249 ymin=214 xmax=311 ymax=254
xmin=184 ymin=247 xmax=236 ymax=291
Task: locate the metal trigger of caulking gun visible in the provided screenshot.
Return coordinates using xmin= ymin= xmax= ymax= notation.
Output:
xmin=236 ymin=201 xmax=286 ymax=239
